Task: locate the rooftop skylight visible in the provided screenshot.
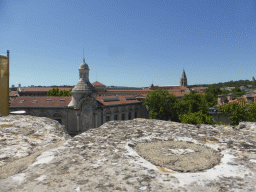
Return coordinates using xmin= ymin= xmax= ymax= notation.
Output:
xmin=101 ymin=98 xmax=119 ymax=102
xmin=124 ymin=97 xmax=136 ymax=100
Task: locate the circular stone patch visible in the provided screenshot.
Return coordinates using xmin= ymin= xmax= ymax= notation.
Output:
xmin=134 ymin=140 xmax=222 ymax=172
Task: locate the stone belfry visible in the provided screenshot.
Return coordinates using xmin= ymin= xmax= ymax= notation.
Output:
xmin=180 ymin=69 xmax=187 ymax=87
xmin=68 ymin=58 xmax=96 ymax=108
xmin=68 ymin=57 xmax=97 ymax=133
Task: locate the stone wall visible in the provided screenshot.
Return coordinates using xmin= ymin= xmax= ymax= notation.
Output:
xmin=1 ymin=116 xmax=256 ymax=191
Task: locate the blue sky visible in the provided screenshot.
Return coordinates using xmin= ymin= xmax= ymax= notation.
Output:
xmin=1 ymin=0 xmax=255 ymax=88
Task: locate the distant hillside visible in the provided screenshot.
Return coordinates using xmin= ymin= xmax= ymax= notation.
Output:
xmin=189 ymin=79 xmax=256 ymax=89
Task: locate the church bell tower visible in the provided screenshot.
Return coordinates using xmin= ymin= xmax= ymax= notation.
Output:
xmin=180 ymin=69 xmax=187 ymax=87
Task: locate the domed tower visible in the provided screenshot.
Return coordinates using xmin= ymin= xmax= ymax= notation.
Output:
xmin=180 ymin=69 xmax=187 ymax=87
xmin=79 ymin=58 xmax=89 ymax=82
xmin=68 ymin=58 xmax=97 ymax=133
xmin=68 ymin=58 xmax=96 ymax=109
xmin=251 ymin=76 xmax=255 ymax=82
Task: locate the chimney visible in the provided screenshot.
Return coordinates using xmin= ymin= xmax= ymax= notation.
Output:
xmin=227 ymin=93 xmax=233 ymax=101
xmin=218 ymin=95 xmax=225 ymax=105
xmin=7 ymin=50 xmax=9 ymax=58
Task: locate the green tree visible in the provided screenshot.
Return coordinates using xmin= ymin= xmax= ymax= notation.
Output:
xmin=203 ymin=93 xmax=217 ymax=108
xmin=244 ymin=102 xmax=256 ymax=122
xmin=179 ymin=110 xmax=214 ymax=125
xmin=218 ymin=98 xmax=247 ymax=125
xmin=177 ymin=91 xmax=209 ymax=115
xmin=46 ymin=88 xmax=72 ymax=96
xmin=205 ymin=85 xmax=222 ymax=98
xmin=231 ymin=87 xmax=246 ymax=98
xmin=143 ymin=89 xmax=179 ymax=121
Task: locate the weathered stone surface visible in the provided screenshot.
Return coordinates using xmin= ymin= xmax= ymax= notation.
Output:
xmin=0 ymin=115 xmax=71 ymax=179
xmin=0 ymin=116 xmax=256 ymax=192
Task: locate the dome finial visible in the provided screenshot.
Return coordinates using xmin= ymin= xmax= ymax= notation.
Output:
xmin=83 ymin=48 xmax=85 ymax=63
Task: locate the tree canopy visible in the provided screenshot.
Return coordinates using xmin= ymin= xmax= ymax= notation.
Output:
xmin=143 ymin=89 xmax=180 ymax=122
xmin=46 ymin=88 xmax=72 ymax=96
xmin=143 ymin=89 xmax=215 ymax=124
xmin=218 ymin=98 xmax=256 ymax=125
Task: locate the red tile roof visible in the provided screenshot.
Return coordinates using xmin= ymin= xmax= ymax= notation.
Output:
xmin=9 ymin=91 xmax=19 ymax=97
xmin=92 ymin=81 xmax=105 ymax=86
xmin=96 ymin=95 xmax=142 ymax=106
xmin=106 ymin=88 xmax=151 ymax=92
xmin=17 ymin=87 xmax=73 ymax=92
xmin=214 ymin=96 xmax=250 ymax=108
xmin=151 ymin=86 xmax=188 ymax=91
xmin=10 ymin=95 xmax=141 ymax=107
xmin=9 ymin=96 xmax=72 ymax=107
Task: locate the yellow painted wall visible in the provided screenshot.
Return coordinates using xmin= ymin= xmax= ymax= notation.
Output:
xmin=0 ymin=55 xmax=9 ymax=116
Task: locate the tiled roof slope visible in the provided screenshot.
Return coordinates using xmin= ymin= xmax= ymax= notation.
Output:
xmin=17 ymin=87 xmax=73 ymax=92
xmin=136 ymin=92 xmax=204 ymax=98
xmin=106 ymin=88 xmax=151 ymax=92
xmin=96 ymin=95 xmax=142 ymax=106
xmin=214 ymin=95 xmax=256 ymax=108
xmin=92 ymin=81 xmax=105 ymax=86
xmin=9 ymin=91 xmax=19 ymax=97
xmin=150 ymin=86 xmax=187 ymax=91
xmin=10 ymin=95 xmax=141 ymax=107
xmin=9 ymin=96 xmax=72 ymax=107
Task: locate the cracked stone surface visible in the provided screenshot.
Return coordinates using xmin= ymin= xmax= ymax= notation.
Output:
xmin=0 ymin=115 xmax=256 ymax=192
xmin=134 ymin=140 xmax=222 ymax=172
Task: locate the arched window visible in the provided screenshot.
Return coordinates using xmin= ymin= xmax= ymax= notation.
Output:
xmin=39 ymin=113 xmax=47 ymax=117
xmin=128 ymin=112 xmax=131 ymax=120
xmin=53 ymin=113 xmax=62 ymax=117
xmin=106 ymin=110 xmax=111 ymax=115
xmin=113 ymin=108 xmax=119 ymax=113
xmin=135 ymin=111 xmax=138 ymax=118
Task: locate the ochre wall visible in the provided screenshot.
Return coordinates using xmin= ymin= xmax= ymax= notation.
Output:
xmin=0 ymin=55 xmax=9 ymax=116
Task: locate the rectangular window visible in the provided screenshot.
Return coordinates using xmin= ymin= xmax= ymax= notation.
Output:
xmin=114 ymin=115 xmax=118 ymax=120
xmin=106 ymin=116 xmax=110 ymax=122
xmin=122 ymin=114 xmax=125 ymax=120
xmin=128 ymin=112 xmax=131 ymax=120
xmin=135 ymin=111 xmax=137 ymax=118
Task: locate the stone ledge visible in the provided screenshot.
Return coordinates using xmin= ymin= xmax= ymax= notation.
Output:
xmin=0 ymin=117 xmax=256 ymax=191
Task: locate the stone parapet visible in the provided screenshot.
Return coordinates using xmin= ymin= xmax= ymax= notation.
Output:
xmin=0 ymin=117 xmax=256 ymax=191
